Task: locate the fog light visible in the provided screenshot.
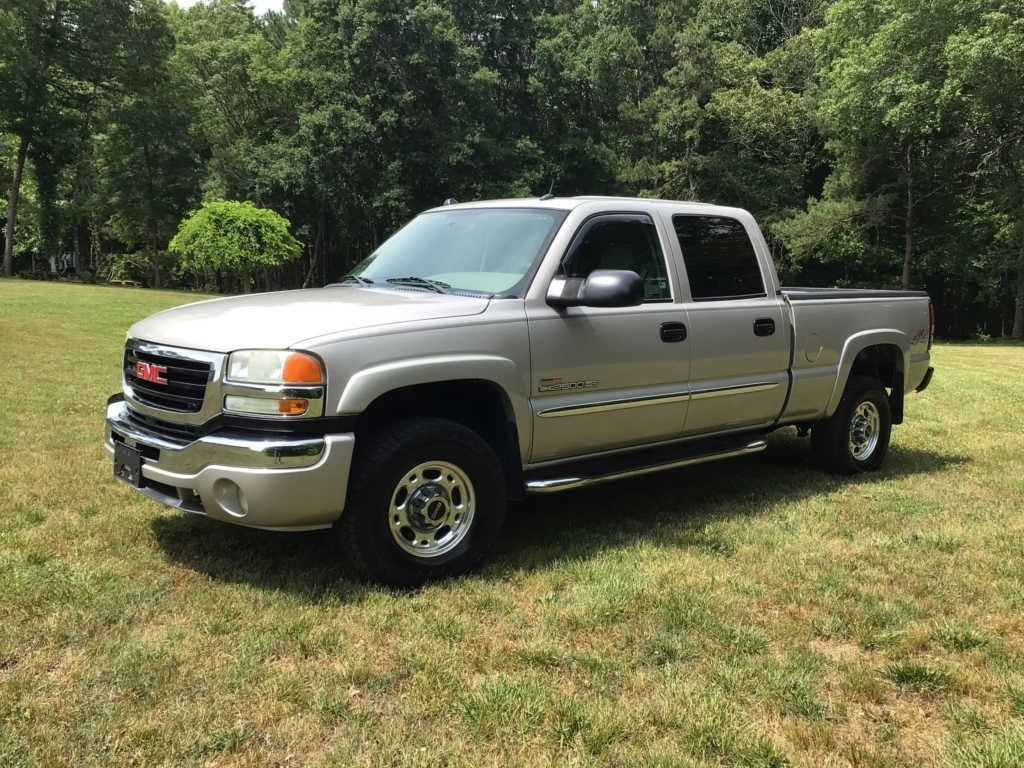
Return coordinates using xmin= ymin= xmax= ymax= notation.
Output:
xmin=213 ymin=478 xmax=247 ymax=518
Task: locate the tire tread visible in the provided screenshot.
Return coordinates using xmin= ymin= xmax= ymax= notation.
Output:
xmin=338 ymin=417 xmax=506 ymax=586
xmin=811 ymin=375 xmax=892 ymax=475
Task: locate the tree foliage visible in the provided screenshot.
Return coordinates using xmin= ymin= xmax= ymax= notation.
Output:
xmin=0 ymin=0 xmax=171 ymax=276
xmin=2 ymin=0 xmax=1022 ymax=335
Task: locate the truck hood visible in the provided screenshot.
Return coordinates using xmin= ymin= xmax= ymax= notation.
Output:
xmin=128 ymin=287 xmax=490 ymax=353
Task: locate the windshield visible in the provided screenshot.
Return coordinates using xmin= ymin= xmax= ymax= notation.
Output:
xmin=347 ymin=207 xmax=565 ymax=295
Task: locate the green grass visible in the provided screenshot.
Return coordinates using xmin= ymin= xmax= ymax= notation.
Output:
xmin=2 ymin=278 xmax=1024 ymax=767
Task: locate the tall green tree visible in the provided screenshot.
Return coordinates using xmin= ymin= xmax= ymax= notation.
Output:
xmin=0 ymin=0 xmax=168 ymax=276
xmin=277 ymin=0 xmax=490 ymax=279
xmin=170 ymin=0 xmax=292 ymax=201
xmin=942 ymin=2 xmax=1024 ymax=336
xmin=98 ymin=63 xmax=203 ymax=287
xmin=774 ymin=0 xmax=1022 ymax=334
xmin=80 ymin=0 xmax=203 ymax=288
xmin=442 ymin=0 xmax=554 ymax=198
xmin=797 ymin=0 xmax=967 ymax=289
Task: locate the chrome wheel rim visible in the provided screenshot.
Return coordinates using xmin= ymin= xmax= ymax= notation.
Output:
xmin=849 ymin=401 xmax=881 ymax=461
xmin=388 ymin=460 xmax=475 ymax=558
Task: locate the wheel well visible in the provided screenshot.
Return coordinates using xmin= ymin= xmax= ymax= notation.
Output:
xmin=849 ymin=344 xmax=905 ymax=424
xmin=354 ymin=380 xmax=524 ymax=499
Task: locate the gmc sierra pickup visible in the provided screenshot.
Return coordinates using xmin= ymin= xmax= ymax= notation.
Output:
xmin=106 ymin=196 xmax=934 ymax=584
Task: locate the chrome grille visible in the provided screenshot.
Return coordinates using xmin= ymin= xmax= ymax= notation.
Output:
xmin=124 ymin=346 xmax=211 ymax=413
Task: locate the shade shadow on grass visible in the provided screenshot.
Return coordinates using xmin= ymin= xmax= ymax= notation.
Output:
xmin=149 ymin=430 xmax=966 ymax=595
xmin=491 ymin=431 xmax=967 ymax=573
xmin=149 ymin=515 xmax=373 ymax=600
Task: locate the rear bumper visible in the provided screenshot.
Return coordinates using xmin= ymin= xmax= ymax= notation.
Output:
xmin=105 ymin=397 xmax=353 ymax=530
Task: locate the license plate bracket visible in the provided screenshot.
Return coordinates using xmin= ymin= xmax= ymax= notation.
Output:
xmin=114 ymin=442 xmax=144 ymax=487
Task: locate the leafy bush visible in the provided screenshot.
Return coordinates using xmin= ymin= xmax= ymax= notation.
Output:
xmin=169 ymin=201 xmax=301 ymax=290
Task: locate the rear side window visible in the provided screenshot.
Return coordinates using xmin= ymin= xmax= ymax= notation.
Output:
xmin=673 ymin=215 xmax=765 ymax=301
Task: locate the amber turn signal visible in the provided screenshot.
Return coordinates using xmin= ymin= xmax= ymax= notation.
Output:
xmin=282 ymin=353 xmax=324 ymax=384
xmin=277 ymin=398 xmax=309 ymax=415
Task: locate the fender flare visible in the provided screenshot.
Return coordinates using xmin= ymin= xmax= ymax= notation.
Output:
xmin=334 ymin=354 xmax=532 ymax=455
xmin=823 ymin=330 xmax=909 ymax=417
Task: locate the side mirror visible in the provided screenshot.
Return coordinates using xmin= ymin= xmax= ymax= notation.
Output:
xmin=547 ymin=269 xmax=644 ymax=309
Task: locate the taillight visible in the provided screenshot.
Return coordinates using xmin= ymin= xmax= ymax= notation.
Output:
xmin=928 ymin=301 xmax=935 ymax=350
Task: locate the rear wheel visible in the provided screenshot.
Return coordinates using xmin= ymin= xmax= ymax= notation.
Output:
xmin=811 ymin=376 xmax=892 ymax=474
xmin=338 ymin=417 xmax=506 ymax=586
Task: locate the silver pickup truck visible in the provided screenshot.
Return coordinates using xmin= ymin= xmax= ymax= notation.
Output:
xmin=106 ymin=197 xmax=934 ymax=584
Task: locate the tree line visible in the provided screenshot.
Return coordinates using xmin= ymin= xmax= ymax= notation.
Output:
xmin=2 ymin=0 xmax=1022 ymax=337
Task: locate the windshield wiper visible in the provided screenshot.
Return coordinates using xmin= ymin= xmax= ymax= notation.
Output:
xmin=385 ymin=276 xmax=450 ymax=293
xmin=329 ymin=274 xmax=374 ymax=287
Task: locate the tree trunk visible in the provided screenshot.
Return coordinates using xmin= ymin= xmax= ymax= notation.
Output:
xmin=1013 ymin=248 xmax=1024 ymax=339
xmin=901 ymin=142 xmax=913 ymax=290
xmin=319 ymin=205 xmax=328 ymax=286
xmin=3 ymin=135 xmax=30 ymax=277
xmin=302 ymin=244 xmax=319 ymax=289
xmin=151 ymin=237 xmax=161 ymax=290
xmin=89 ymin=213 xmax=103 ymax=274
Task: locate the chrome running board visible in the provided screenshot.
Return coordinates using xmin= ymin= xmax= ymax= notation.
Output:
xmin=524 ymin=438 xmax=767 ymax=494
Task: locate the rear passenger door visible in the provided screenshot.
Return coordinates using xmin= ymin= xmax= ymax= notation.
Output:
xmin=674 ymin=214 xmax=790 ymax=435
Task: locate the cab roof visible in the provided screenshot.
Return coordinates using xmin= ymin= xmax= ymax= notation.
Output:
xmin=424 ymin=195 xmax=739 ymax=218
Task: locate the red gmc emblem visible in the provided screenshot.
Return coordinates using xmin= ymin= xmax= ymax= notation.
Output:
xmin=135 ymin=361 xmax=168 ymax=385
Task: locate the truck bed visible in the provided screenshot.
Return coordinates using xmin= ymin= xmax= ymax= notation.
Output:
xmin=782 ymin=286 xmax=930 ymax=300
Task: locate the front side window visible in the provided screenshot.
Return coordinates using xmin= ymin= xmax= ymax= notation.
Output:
xmin=560 ymin=214 xmax=671 ymax=302
xmin=349 ymin=208 xmax=565 ymax=295
xmin=674 ymin=215 xmax=766 ymax=301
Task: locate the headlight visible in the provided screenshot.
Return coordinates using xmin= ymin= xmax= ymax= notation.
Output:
xmin=226 ymin=350 xmax=324 ymax=385
xmin=224 ymin=350 xmax=325 ymax=418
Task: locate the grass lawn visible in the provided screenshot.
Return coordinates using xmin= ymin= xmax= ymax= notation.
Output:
xmin=1 ymin=278 xmax=1023 ymax=767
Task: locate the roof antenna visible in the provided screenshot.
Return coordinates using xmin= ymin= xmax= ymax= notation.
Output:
xmin=442 ymin=197 xmax=458 ymax=206
xmin=539 ymin=181 xmax=555 ymax=201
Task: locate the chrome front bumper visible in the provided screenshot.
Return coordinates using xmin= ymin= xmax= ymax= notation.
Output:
xmin=105 ymin=398 xmax=354 ymax=530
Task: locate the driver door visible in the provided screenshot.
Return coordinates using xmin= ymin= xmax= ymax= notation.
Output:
xmin=526 ymin=213 xmax=692 ymax=462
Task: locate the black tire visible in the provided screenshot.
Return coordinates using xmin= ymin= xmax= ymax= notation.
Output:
xmin=811 ymin=375 xmax=892 ymax=475
xmin=337 ymin=417 xmax=507 ymax=587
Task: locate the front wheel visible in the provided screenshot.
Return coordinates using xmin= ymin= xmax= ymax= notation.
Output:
xmin=337 ymin=417 xmax=507 ymax=586
xmin=811 ymin=376 xmax=892 ymax=474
